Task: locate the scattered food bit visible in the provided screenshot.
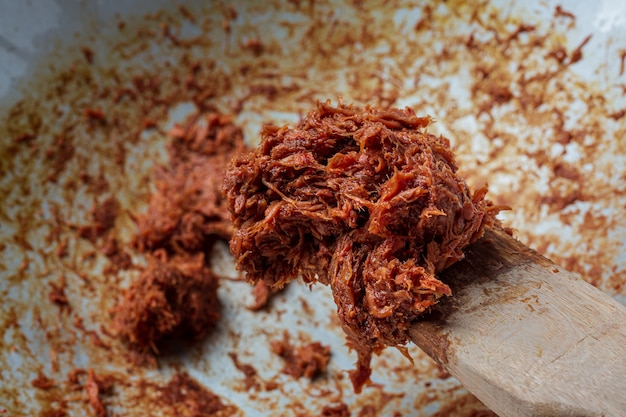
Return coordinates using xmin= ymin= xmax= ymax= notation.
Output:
xmin=225 ymin=101 xmax=502 ymax=391
xmin=48 ymin=274 xmax=70 ymax=311
xmin=40 ymin=409 xmax=67 ymax=417
xmin=83 ymin=108 xmax=106 ymax=122
xmin=31 ymin=371 xmax=55 ymax=390
xmin=13 ymin=132 xmax=35 ymax=143
xmin=157 ymin=372 xmax=240 ymax=417
xmin=228 ymin=352 xmax=262 ymax=391
xmin=77 ymin=197 xmax=120 ymax=242
xmin=241 ymin=38 xmax=263 ymax=55
xmin=66 ymin=368 xmax=87 ymax=391
xmin=177 ymin=4 xmax=196 ymax=23
xmin=57 ymin=369 xmax=113 ymax=417
xmin=55 ymin=239 xmax=69 ymax=258
xmin=86 ymin=368 xmax=108 ymax=417
xmin=554 ymin=5 xmax=575 ymax=20
xmin=81 ymin=46 xmax=94 ymax=64
xmin=101 ymin=236 xmax=133 ymax=274
xmin=320 ymin=402 xmax=351 ymax=417
xmin=271 ymin=332 xmax=331 ymax=379
xmin=110 ymin=253 xmax=220 ymax=354
xmin=248 ymin=281 xmax=283 ymax=311
xmin=569 ymin=34 xmax=592 ymax=65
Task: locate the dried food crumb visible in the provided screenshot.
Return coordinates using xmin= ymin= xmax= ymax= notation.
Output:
xmin=248 ymin=281 xmax=283 ymax=311
xmin=228 ymin=352 xmax=262 ymax=391
xmin=85 ymin=369 xmax=108 ymax=417
xmin=48 ymin=275 xmax=69 ymax=310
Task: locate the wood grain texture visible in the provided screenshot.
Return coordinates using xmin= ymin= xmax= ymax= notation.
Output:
xmin=410 ymin=228 xmax=626 ymax=417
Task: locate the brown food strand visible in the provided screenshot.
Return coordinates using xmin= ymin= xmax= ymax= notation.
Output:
xmin=228 ymin=352 xmax=262 ymax=391
xmin=31 ymin=371 xmax=56 ymax=390
xmin=48 ymin=274 xmax=70 ymax=311
xmin=76 ymin=197 xmax=120 ymax=243
xmin=248 ymin=281 xmax=283 ymax=311
xmin=85 ymin=369 xmax=107 ymax=417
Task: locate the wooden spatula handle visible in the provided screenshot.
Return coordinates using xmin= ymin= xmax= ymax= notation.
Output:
xmin=410 ymin=228 xmax=626 ymax=417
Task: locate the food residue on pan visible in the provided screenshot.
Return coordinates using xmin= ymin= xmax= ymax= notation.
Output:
xmin=0 ymin=0 xmax=624 ymax=416
xmin=109 ymin=112 xmax=248 ymax=364
xmin=270 ymin=331 xmax=331 ymax=380
xmin=150 ymin=372 xmax=242 ymax=417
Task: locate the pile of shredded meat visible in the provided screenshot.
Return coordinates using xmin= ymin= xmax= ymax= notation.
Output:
xmin=135 ymin=112 xmax=247 ymax=252
xmin=111 ymin=113 xmax=247 ymax=356
xmin=223 ymin=101 xmax=501 ymax=392
xmin=111 ymin=253 xmax=220 ymax=353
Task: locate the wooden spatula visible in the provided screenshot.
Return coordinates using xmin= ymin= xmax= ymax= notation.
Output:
xmin=409 ymin=227 xmax=626 ymax=417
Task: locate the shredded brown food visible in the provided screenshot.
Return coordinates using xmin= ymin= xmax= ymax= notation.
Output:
xmin=111 ymin=112 xmax=247 ymax=356
xmin=248 ymin=281 xmax=282 ymax=311
xmin=135 ymin=112 xmax=247 ymax=253
xmin=224 ymin=101 xmax=501 ymax=392
xmin=77 ymin=197 xmax=120 ymax=243
xmin=110 ymin=253 xmax=220 ymax=353
xmin=270 ymin=332 xmax=331 ymax=379
xmin=157 ymin=372 xmax=238 ymax=417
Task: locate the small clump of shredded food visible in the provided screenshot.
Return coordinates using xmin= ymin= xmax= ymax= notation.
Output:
xmin=110 ymin=113 xmax=244 ymax=357
xmin=223 ymin=101 xmax=501 ymax=392
xmin=110 ymin=253 xmax=220 ymax=354
xmin=135 ymin=112 xmax=248 ymax=253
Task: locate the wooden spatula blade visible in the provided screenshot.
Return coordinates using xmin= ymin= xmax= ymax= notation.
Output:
xmin=410 ymin=228 xmax=626 ymax=417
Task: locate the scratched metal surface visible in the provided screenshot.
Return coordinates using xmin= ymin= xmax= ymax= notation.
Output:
xmin=1 ymin=1 xmax=625 ymax=416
